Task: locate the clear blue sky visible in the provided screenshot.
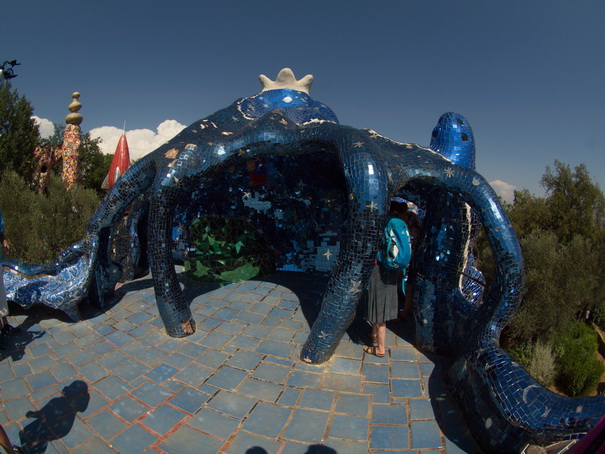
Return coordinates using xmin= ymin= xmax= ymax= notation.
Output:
xmin=4 ymin=0 xmax=604 ymax=198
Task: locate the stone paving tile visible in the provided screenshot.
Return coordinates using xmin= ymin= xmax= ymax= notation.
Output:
xmin=206 ymin=390 xmax=256 ymax=419
xmin=109 ymin=395 xmax=149 ymax=422
xmin=329 ymin=414 xmax=369 ymax=440
xmin=411 ymin=419 xmax=444 ymax=449
xmin=241 ymin=402 xmax=292 ymax=438
xmin=283 ymin=408 xmax=330 ymax=442
xmin=169 ymin=387 xmax=211 ymax=414
xmin=187 ymin=407 xmax=240 ymax=439
xmin=86 ymin=410 xmax=127 ymax=440
xmin=140 ymin=404 xmax=187 ymax=435
xmin=223 ymin=431 xmax=282 ymax=454
xmin=370 ymin=424 xmax=410 ymax=450
xmin=0 ymin=271 xmax=477 ymax=453
xmin=238 ymin=377 xmax=283 ymax=402
xmin=108 ymin=424 xmax=156 ymax=454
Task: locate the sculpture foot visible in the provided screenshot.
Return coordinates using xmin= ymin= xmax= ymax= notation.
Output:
xmin=165 ymin=318 xmax=196 ymax=338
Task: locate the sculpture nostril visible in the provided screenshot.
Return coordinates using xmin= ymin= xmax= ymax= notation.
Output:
xmin=461 ymin=133 xmax=468 ymax=142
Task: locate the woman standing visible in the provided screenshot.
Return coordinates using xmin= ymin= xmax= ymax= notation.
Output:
xmin=364 ymin=198 xmax=411 ymax=357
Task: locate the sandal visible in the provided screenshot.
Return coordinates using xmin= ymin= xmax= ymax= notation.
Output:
xmin=364 ymin=345 xmax=385 ymax=358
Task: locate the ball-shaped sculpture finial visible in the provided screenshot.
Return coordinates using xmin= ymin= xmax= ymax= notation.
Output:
xmin=259 ymin=68 xmax=313 ymax=95
xmin=65 ymin=92 xmax=83 ymax=125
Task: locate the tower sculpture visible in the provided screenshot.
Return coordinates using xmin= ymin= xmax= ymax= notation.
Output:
xmin=60 ymin=92 xmax=83 ymax=189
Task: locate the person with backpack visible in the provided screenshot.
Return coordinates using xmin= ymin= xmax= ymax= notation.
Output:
xmin=364 ymin=198 xmax=412 ymax=357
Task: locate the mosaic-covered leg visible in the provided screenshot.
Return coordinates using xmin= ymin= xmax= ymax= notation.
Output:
xmin=145 ymin=144 xmax=223 ymax=337
xmin=300 ymin=139 xmax=388 ymax=364
xmin=148 ymin=187 xmax=195 ymax=337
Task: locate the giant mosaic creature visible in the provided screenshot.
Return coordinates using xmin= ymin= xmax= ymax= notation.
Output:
xmin=3 ymin=69 xmax=603 ymax=451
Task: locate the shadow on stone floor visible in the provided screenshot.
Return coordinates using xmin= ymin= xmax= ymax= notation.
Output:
xmin=18 ymin=380 xmax=89 ymax=454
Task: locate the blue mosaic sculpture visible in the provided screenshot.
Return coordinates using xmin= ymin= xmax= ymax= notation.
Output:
xmin=3 ymin=69 xmax=603 ymax=451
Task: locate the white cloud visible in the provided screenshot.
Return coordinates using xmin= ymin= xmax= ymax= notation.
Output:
xmin=490 ymin=179 xmax=516 ymax=204
xmin=89 ymin=120 xmax=187 ymax=161
xmin=32 ymin=116 xmax=54 ymax=138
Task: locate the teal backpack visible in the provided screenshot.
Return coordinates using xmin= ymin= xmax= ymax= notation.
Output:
xmin=377 ymin=216 xmax=412 ymax=272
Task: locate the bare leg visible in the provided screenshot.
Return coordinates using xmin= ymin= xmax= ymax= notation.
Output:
xmin=375 ymin=322 xmax=386 ymax=356
xmin=0 ymin=424 xmax=16 ymax=454
xmin=401 ymin=282 xmax=412 ymax=319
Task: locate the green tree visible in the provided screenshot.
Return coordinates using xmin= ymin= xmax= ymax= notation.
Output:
xmin=0 ymin=82 xmax=39 ymax=180
xmin=507 ymin=231 xmax=601 ymax=343
xmin=541 ymin=160 xmax=605 ymax=243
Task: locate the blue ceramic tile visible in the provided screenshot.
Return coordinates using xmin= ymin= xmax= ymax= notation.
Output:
xmin=27 ymin=370 xmax=57 ymax=391
xmin=110 ymin=424 xmax=157 ymax=454
xmin=141 ymin=404 xmax=186 ymax=435
xmin=86 ymin=410 xmax=127 ymax=440
xmin=188 ymin=407 xmax=239 ymax=439
xmin=206 ymin=390 xmax=256 ymax=419
xmin=411 ymin=420 xmax=443 ymax=449
xmin=252 ymin=362 xmax=291 ymax=383
xmin=286 ymin=370 xmax=323 ymax=388
xmin=390 ymin=347 xmax=417 ymax=362
xmin=238 ymin=378 xmax=283 ymax=402
xmin=334 ymin=393 xmax=370 ymax=416
xmin=391 ymin=361 xmax=421 ymax=380
xmin=330 ymin=357 xmax=362 ymax=375
xmin=278 ymin=387 xmax=301 ymax=407
xmin=242 ymin=402 xmax=292 ymax=438
xmin=391 ymin=379 xmax=423 ymax=398
xmin=410 ymin=398 xmax=435 ymax=420
xmin=110 ymin=395 xmax=149 ymax=422
xmin=144 ymin=363 xmax=179 ymax=384
xmin=256 ymin=339 xmax=294 ymax=358
xmin=362 ymin=363 xmax=389 ymax=383
xmin=299 ymin=388 xmax=335 ymax=411
xmin=370 ymin=425 xmax=409 ymax=450
xmin=329 ymin=414 xmax=368 ymax=441
xmin=170 ymin=387 xmax=210 ymax=414
xmin=173 ymin=363 xmax=213 ymax=388
xmin=131 ymin=380 xmax=172 ymax=407
xmin=206 ymin=366 xmax=248 ymax=391
xmin=283 ymin=409 xmax=329 ymax=442
xmin=226 ymin=350 xmax=263 ymax=370
xmin=60 ymin=416 xmax=96 ymax=450
xmin=113 ymin=360 xmax=148 ymax=382
xmin=96 ymin=350 xmax=129 ymax=370
xmin=95 ymin=376 xmax=132 ymax=401
xmin=371 ymin=403 xmax=408 ymax=425
xmin=222 ymin=431 xmax=281 ymax=454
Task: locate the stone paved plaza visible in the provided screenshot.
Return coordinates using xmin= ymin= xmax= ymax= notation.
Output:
xmin=0 ymin=269 xmax=477 ymax=453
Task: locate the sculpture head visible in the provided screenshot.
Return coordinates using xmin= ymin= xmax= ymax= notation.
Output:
xmin=238 ymin=68 xmax=339 ymax=124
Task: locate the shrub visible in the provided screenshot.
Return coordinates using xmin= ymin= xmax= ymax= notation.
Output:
xmin=509 ymin=340 xmax=559 ymax=388
xmin=0 ymin=171 xmax=100 ymax=263
xmin=527 ymin=340 xmax=558 ymax=388
xmin=554 ymin=322 xmax=604 ymax=397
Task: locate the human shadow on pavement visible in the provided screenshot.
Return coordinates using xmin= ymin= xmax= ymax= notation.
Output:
xmin=18 ymin=380 xmax=89 ymax=454
xmin=0 ymin=308 xmax=48 ymax=363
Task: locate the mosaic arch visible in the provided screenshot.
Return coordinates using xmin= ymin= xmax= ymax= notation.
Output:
xmin=3 ymin=68 xmax=604 ymax=452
